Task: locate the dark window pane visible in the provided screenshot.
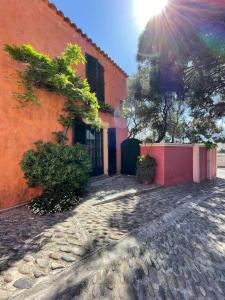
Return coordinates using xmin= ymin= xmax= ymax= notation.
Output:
xmin=73 ymin=121 xmax=103 ymax=176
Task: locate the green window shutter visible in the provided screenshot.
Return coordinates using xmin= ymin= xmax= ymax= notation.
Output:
xmin=86 ymin=53 xmax=105 ymax=103
xmin=86 ymin=54 xmax=98 ymax=94
xmin=97 ymin=62 xmax=105 ymax=103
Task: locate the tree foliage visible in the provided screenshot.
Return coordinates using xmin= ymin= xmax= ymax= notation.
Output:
xmin=126 ymin=58 xmax=186 ymax=142
xmin=128 ymin=0 xmax=225 ymax=143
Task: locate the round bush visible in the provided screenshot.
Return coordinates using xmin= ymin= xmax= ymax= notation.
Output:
xmin=136 ymin=155 xmax=157 ymax=183
xmin=21 ymin=141 xmax=91 ymax=214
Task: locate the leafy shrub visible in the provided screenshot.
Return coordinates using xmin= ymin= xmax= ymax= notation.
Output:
xmin=136 ymin=155 xmax=157 ymax=183
xmin=21 ymin=141 xmax=91 ymax=214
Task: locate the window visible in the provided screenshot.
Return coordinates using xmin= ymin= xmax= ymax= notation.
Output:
xmin=86 ymin=54 xmax=105 ymax=103
xmin=73 ymin=120 xmax=104 ymax=176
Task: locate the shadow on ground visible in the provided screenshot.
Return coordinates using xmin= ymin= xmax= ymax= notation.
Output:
xmin=13 ymin=175 xmax=225 ymax=299
xmin=0 ymin=207 xmax=78 ymax=273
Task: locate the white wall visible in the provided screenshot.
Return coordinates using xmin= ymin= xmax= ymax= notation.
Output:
xmin=217 ymin=154 xmax=225 ymax=167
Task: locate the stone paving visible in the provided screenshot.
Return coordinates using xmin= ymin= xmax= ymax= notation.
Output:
xmin=10 ymin=172 xmax=225 ymax=300
xmin=1 ymin=172 xmax=225 ymax=299
xmin=87 ymin=175 xmax=159 ymax=205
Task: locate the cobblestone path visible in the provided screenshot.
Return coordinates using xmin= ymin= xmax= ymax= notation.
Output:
xmin=1 ymin=173 xmax=225 ymax=299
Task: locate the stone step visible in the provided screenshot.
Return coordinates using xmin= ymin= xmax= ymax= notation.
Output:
xmin=92 ymin=184 xmax=161 ymax=206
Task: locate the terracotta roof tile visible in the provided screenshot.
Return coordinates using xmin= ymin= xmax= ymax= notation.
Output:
xmin=45 ymin=0 xmax=128 ymax=77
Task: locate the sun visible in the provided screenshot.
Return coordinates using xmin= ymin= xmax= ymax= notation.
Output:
xmin=134 ymin=0 xmax=168 ymax=28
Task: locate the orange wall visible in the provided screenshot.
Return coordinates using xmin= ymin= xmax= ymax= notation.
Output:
xmin=0 ymin=0 xmax=127 ymax=210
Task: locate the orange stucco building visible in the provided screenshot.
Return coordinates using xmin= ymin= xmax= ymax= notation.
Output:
xmin=0 ymin=0 xmax=128 ymax=210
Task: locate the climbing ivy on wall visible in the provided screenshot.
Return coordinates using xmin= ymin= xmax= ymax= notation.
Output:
xmin=4 ymin=43 xmax=100 ymax=144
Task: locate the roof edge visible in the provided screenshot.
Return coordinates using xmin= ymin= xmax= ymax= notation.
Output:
xmin=44 ymin=0 xmax=128 ymax=77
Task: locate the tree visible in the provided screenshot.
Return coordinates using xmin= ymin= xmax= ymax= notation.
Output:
xmin=125 ymin=66 xmax=149 ymax=138
xmin=135 ymin=0 xmax=225 ymax=143
xmin=126 ymin=60 xmax=186 ymax=142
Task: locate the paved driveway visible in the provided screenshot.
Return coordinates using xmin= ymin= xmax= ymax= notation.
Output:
xmin=1 ymin=170 xmax=225 ymax=299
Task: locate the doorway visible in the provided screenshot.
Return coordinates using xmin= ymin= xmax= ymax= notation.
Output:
xmin=121 ymin=138 xmax=141 ymax=175
xmin=73 ymin=121 xmax=104 ymax=176
xmin=108 ymin=128 xmax=117 ymax=175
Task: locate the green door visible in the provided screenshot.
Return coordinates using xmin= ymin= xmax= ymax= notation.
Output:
xmin=121 ymin=138 xmax=141 ymax=175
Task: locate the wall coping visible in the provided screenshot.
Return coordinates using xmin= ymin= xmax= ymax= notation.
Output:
xmin=140 ymin=143 xmax=207 ymax=147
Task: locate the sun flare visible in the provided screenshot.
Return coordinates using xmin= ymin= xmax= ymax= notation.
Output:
xmin=134 ymin=0 xmax=168 ymax=28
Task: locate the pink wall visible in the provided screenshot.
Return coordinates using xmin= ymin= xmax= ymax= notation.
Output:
xmin=164 ymin=146 xmax=193 ymax=186
xmin=212 ymin=149 xmax=217 ymax=178
xmin=200 ymin=147 xmax=207 ymax=181
xmin=141 ymin=146 xmax=165 ymax=185
xmin=141 ymin=144 xmax=215 ymax=187
xmin=208 ymin=149 xmax=217 ymax=179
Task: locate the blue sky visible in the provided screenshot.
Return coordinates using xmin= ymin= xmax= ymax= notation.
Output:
xmin=51 ymin=0 xmax=143 ymax=75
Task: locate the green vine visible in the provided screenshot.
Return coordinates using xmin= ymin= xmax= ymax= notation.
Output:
xmin=99 ymin=102 xmax=114 ymax=114
xmin=13 ymin=71 xmax=39 ymax=107
xmin=4 ymin=43 xmax=100 ymax=144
